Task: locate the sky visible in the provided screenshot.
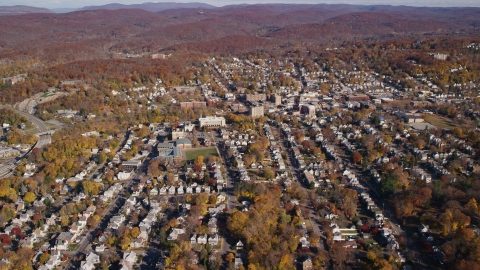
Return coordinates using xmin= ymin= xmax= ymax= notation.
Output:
xmin=2 ymin=0 xmax=480 ymax=9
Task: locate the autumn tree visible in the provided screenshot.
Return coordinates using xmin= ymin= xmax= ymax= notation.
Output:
xmin=352 ymin=152 xmax=363 ymax=164
xmin=61 ymin=215 xmax=70 ymax=227
xmin=196 ymin=193 xmax=209 ymax=206
xmin=87 ymin=215 xmax=100 ymax=228
xmin=166 ymin=173 xmax=176 ymax=186
xmin=465 ymin=198 xmax=479 ymax=214
xmin=39 ymin=253 xmax=51 ymax=264
xmin=131 ymin=227 xmax=140 ymax=238
xmin=194 ymin=155 xmax=204 ymax=165
xmin=148 ymin=159 xmax=162 ymax=176
xmin=263 ymin=168 xmax=275 ymax=180
xmin=227 ymin=210 xmax=248 ymax=239
xmin=226 ymin=252 xmax=235 ymax=263
xmin=23 ymin=192 xmax=36 ymax=204
xmin=209 ymin=194 xmax=217 ymax=205
xmin=120 ymin=236 xmax=131 ymax=250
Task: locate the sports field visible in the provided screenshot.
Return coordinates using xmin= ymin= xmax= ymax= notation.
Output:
xmin=185 ymin=148 xmax=219 ymax=160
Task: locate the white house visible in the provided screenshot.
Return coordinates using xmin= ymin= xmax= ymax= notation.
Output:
xmin=197 ymin=234 xmax=207 ymax=244
xmin=208 ymin=234 xmax=219 ymax=245
xmin=80 ymin=252 xmax=100 ymax=270
xmin=117 ymin=171 xmax=132 ymax=181
xmin=120 ymin=251 xmax=137 ymax=270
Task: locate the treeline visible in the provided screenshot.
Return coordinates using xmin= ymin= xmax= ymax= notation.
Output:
xmin=27 ymin=122 xmax=122 ymax=179
xmin=0 ymin=57 xmax=204 ymax=104
xmin=227 ymin=183 xmax=322 ymax=269
xmin=0 ymin=108 xmax=27 ymax=126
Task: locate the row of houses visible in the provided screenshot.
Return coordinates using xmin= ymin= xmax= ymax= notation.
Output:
xmin=51 ymin=205 xmax=97 ymax=251
xmin=266 ymin=124 xmax=286 ymax=170
xmin=130 ymin=199 xmax=162 ymax=249
xmin=190 ymin=233 xmax=220 ymax=245
xmin=150 ymin=184 xmax=214 ymax=196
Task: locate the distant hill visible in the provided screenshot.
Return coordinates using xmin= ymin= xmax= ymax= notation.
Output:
xmin=0 ymin=4 xmax=478 ymax=63
xmin=51 ymin=8 xmax=78 ymax=13
xmin=0 ymin=5 xmax=52 ymax=16
xmin=79 ymin=2 xmax=216 ymax=12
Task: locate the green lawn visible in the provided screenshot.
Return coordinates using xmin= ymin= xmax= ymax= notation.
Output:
xmin=41 ymin=92 xmax=56 ymax=98
xmin=68 ymin=243 xmax=79 ymax=251
xmin=185 ymin=148 xmax=219 ymax=160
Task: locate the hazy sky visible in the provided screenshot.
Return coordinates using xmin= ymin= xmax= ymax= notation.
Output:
xmin=3 ymin=0 xmax=480 ymax=9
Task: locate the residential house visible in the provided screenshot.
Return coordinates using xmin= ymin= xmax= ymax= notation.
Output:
xmin=343 ymin=240 xmax=357 ymax=249
xmin=302 ymin=257 xmax=313 ymax=270
xmin=197 ymin=234 xmax=207 ymax=244
xmin=419 ymin=224 xmax=429 ymax=233
xmin=300 ymin=236 xmax=310 ymax=248
xmin=217 ymin=193 xmax=227 ymax=203
xmin=44 ymin=250 xmax=62 ymax=270
xmin=130 ymin=238 xmax=145 ymax=249
xmin=167 ymin=228 xmax=185 ymax=241
xmin=80 ymin=252 xmax=100 ymax=270
xmin=95 ymin=244 xmax=107 ymax=252
xmin=208 ymin=234 xmax=219 ymax=245
xmin=190 ymin=234 xmax=197 ymax=244
xmin=149 ymin=188 xmax=158 ymax=196
xmin=234 ymin=258 xmax=243 ymax=269
xmin=120 ymin=251 xmax=137 ymax=270
xmin=54 ymin=232 xmax=74 ymax=250
xmin=108 ymin=215 xmax=126 ymax=230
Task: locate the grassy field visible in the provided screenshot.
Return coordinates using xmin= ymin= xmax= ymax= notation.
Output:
xmin=185 ymin=148 xmax=218 ymax=160
xmin=423 ymin=114 xmax=456 ymax=129
xmin=41 ymin=92 xmax=56 ymax=98
xmin=24 ymin=128 xmax=39 ymax=135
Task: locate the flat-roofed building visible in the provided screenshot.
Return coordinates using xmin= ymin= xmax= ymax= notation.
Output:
xmin=199 ymin=117 xmax=226 ymax=128
xmin=245 ymin=93 xmax=266 ymax=102
xmin=347 ymin=94 xmax=370 ymax=101
xmin=249 ymin=105 xmax=264 ymax=118
xmin=180 ymin=101 xmax=207 ymax=110
xmin=301 ymin=105 xmax=316 ymax=116
xmin=173 ymin=86 xmax=197 ymax=94
xmin=272 ymin=94 xmax=282 ymax=105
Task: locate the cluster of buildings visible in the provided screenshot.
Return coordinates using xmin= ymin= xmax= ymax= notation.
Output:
xmin=1 ymin=74 xmax=26 ymax=85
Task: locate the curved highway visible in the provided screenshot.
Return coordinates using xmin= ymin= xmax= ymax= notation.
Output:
xmin=0 ymin=105 xmax=52 ymax=178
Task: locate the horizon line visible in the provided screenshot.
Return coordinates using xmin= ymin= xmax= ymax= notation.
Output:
xmin=2 ymin=1 xmax=480 ymax=11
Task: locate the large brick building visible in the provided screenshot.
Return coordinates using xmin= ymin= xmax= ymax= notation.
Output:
xmin=180 ymin=101 xmax=207 ymax=110
xmin=347 ymin=94 xmax=370 ymax=102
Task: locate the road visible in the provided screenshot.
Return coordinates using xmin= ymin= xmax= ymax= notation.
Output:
xmin=0 ymin=105 xmax=52 ymax=178
xmin=332 ymin=139 xmax=428 ymax=268
xmin=210 ymin=130 xmax=238 ymax=256
xmin=0 ymin=104 xmax=49 ymax=134
xmin=308 ymin=212 xmax=325 ymax=250
xmin=64 ymin=174 xmax=138 ymax=269
xmin=61 ymin=131 xmax=135 ymax=269
xmin=271 ymin=124 xmax=328 ymax=251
